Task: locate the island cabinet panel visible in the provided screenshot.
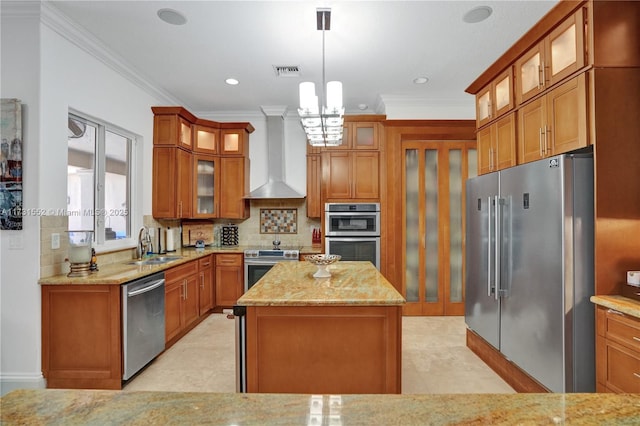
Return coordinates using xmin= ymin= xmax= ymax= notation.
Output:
xmin=596 ymin=306 xmax=640 ymax=393
xmin=41 ymin=285 xmax=122 ymax=390
xmin=246 ymin=305 xmax=402 ymax=394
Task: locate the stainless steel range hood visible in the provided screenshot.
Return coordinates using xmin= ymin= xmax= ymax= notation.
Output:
xmin=247 ymin=107 xmax=305 ymax=199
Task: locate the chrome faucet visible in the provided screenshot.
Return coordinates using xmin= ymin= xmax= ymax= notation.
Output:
xmin=137 ymin=227 xmax=151 ymax=259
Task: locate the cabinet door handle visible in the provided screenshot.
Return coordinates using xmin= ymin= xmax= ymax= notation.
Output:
xmin=200 ymin=273 xmax=204 ymax=289
xmin=607 ymin=309 xmax=624 ymax=316
xmin=539 ymin=128 xmax=544 ymax=158
xmin=541 ymin=62 xmax=547 ymax=87
xmin=634 ymin=372 xmax=640 ymax=379
xmin=538 ymin=65 xmax=543 ymax=89
xmin=544 ymin=125 xmax=549 ymax=155
xmin=488 ymin=102 xmax=492 ymax=119
xmin=633 ymin=336 xmax=640 ymax=342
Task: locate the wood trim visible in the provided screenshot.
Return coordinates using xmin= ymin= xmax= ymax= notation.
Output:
xmin=466 ymin=1 xmax=586 ymax=94
xmin=466 ymin=329 xmax=549 ymax=393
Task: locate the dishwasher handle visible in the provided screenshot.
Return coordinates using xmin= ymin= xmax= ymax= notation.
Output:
xmin=127 ymin=278 xmax=165 ymax=297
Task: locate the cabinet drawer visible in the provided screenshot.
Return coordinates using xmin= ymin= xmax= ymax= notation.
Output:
xmin=198 ymin=255 xmax=213 ymax=269
xmin=216 ymin=253 xmax=242 ymax=267
xmin=165 ymin=260 xmax=198 ymax=282
xmin=605 ymin=340 xmax=640 ymax=393
xmin=604 ymin=309 xmax=640 ymax=352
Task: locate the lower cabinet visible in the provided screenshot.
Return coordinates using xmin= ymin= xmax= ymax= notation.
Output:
xmin=199 ymin=255 xmax=215 ymax=314
xmin=215 ymin=253 xmax=244 ymax=307
xmin=596 ymin=305 xmax=640 ymax=393
xmin=165 ymin=260 xmax=200 ymax=345
xmin=41 ymin=284 xmax=122 ymax=390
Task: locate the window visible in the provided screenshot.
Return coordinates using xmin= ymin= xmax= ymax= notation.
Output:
xmin=67 ymin=112 xmax=137 ymax=249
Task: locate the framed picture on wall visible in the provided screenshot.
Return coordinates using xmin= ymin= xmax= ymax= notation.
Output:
xmin=1 ymin=98 xmax=23 ymax=230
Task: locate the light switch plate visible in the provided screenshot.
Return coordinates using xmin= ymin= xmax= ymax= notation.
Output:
xmin=51 ymin=233 xmax=60 ymax=249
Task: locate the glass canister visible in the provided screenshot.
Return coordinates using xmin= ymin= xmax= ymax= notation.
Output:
xmin=67 ymin=230 xmax=94 ymax=277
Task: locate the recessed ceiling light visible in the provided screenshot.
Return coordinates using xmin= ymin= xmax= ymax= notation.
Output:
xmin=413 ymin=77 xmax=429 ymax=84
xmin=463 ymin=6 xmax=493 ymax=24
xmin=225 ymin=78 xmax=239 ymax=86
xmin=157 ymin=8 xmax=187 ymax=26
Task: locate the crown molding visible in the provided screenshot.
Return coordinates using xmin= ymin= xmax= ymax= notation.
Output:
xmin=39 ymin=2 xmax=185 ymax=107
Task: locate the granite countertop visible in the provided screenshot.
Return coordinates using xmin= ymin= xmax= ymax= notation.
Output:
xmin=38 ymin=246 xmax=247 ymax=286
xmin=237 ymin=261 xmax=405 ymax=306
xmin=39 ymin=245 xmax=323 ymax=286
xmin=591 ymin=294 xmax=640 ymax=318
xmin=2 ymin=389 xmax=639 ymax=425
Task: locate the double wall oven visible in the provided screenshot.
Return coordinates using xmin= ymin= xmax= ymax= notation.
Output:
xmin=325 ymin=203 xmax=380 ymax=269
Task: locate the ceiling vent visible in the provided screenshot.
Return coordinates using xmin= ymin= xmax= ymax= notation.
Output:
xmin=273 ymin=65 xmax=301 ymax=78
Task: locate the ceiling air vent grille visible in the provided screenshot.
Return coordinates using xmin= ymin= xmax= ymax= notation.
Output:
xmin=273 ymin=65 xmax=301 ymax=78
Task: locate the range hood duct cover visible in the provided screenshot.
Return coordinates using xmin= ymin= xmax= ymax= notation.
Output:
xmin=248 ymin=111 xmax=305 ymax=199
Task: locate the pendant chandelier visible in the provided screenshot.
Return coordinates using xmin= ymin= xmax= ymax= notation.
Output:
xmin=298 ymin=8 xmax=344 ymax=147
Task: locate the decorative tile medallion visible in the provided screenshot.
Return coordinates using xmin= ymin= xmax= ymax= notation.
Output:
xmin=260 ymin=209 xmax=297 ymax=234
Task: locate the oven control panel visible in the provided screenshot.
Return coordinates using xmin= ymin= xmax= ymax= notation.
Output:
xmin=244 ymin=249 xmax=300 ymax=260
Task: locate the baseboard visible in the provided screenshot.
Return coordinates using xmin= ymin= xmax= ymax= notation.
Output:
xmin=1 ymin=373 xmax=46 ymax=397
xmin=466 ymin=328 xmax=549 ymax=393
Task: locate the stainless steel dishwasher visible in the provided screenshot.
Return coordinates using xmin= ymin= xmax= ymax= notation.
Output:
xmin=122 ymin=271 xmax=165 ymax=380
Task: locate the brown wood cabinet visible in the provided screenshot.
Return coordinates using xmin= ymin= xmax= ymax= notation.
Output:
xmin=153 ymin=113 xmax=194 ymax=150
xmin=220 ymin=127 xmax=249 ymax=156
xmin=322 ymin=151 xmax=379 ymax=200
xmin=219 ymin=156 xmax=250 ymax=219
xmin=41 ymin=285 xmax=122 ymax=390
xmin=165 ymin=260 xmax=200 ymax=345
xmin=152 ymin=147 xmax=192 ymax=219
xmin=596 ymin=306 xmax=640 ymax=393
xmin=245 ymin=305 xmax=402 ymax=394
xmin=192 ymin=154 xmax=219 ymax=218
xmin=515 ymin=8 xmax=585 ymax=105
xmin=476 ymin=67 xmax=514 ymax=128
xmin=215 ymin=253 xmax=244 ymax=307
xmin=518 ymin=73 xmax=587 ymax=163
xmin=477 ymin=112 xmax=516 ymax=174
xmin=192 ymin=124 xmax=219 ymax=154
xmin=306 ymin=154 xmax=322 ymax=218
xmin=198 ymin=255 xmax=214 ymax=315
xmin=152 ymin=107 xmax=254 ymax=220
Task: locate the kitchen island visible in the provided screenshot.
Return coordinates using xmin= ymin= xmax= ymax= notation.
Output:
xmin=3 ymin=389 xmax=639 ymax=425
xmin=236 ymin=261 xmax=405 ymax=394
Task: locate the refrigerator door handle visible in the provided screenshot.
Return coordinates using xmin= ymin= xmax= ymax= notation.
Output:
xmin=487 ymin=196 xmax=493 ymax=297
xmin=494 ymin=195 xmax=502 ymax=301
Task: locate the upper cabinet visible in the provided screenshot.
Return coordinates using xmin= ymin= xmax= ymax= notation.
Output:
xmin=192 ymin=124 xmax=219 ymax=154
xmin=476 ymin=68 xmax=514 ymax=128
xmin=477 ymin=112 xmax=516 ymax=175
xmin=152 ymin=107 xmax=196 ymax=150
xmin=152 ymin=107 xmax=253 ymax=220
xmin=220 ymin=127 xmax=249 ymax=156
xmin=305 ymin=115 xmax=385 ymax=211
xmin=515 ymin=8 xmax=585 ymax=105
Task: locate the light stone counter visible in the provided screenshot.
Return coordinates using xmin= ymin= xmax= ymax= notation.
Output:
xmin=38 ymin=246 xmax=248 ymax=285
xmin=2 ymin=389 xmax=639 ymax=425
xmin=237 ymin=261 xmax=405 ymax=306
xmin=590 ymin=294 xmax=640 ymax=318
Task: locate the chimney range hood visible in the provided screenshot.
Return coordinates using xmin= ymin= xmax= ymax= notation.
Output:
xmin=247 ymin=107 xmax=305 ymax=199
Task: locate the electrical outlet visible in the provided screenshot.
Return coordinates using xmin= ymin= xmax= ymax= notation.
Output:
xmin=8 ymin=234 xmax=23 ymax=250
xmin=51 ymin=233 xmax=60 ymax=249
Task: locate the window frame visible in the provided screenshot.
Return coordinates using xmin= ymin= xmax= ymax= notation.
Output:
xmin=67 ymin=109 xmax=141 ymax=253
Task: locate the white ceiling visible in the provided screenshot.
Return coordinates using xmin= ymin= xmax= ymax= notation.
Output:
xmin=49 ymin=0 xmax=559 ymax=117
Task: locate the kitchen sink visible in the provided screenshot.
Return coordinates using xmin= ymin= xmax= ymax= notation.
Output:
xmin=125 ymin=255 xmax=183 ymax=266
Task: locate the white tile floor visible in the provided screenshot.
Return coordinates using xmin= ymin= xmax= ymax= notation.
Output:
xmin=123 ymin=314 xmax=514 ymax=394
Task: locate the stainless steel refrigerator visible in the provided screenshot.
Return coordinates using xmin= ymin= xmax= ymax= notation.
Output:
xmin=465 ymin=152 xmax=595 ymax=393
